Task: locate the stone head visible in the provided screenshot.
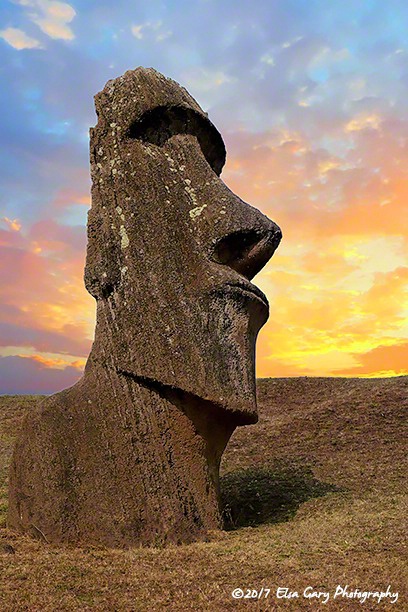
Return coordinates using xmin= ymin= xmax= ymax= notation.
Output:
xmin=85 ymin=67 xmax=281 ymax=424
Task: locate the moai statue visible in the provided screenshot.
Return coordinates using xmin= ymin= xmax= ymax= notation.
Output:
xmin=8 ymin=68 xmax=281 ymax=547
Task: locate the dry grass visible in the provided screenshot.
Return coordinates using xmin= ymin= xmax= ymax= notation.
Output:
xmin=0 ymin=377 xmax=407 ymax=610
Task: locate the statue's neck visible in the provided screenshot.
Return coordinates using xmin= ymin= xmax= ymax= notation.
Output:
xmin=79 ymin=362 xmax=235 ymax=544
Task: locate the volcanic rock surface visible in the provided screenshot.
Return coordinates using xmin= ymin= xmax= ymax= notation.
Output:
xmin=8 ymin=67 xmax=281 ymax=546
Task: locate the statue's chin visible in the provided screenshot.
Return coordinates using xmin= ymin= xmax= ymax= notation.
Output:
xmin=111 ymin=338 xmax=259 ymax=426
xmin=90 ymin=287 xmax=263 ymax=425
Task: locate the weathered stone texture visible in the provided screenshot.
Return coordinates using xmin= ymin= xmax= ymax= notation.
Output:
xmin=8 ymin=67 xmax=281 ymax=546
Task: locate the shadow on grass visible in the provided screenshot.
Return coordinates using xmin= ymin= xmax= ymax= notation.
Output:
xmin=220 ymin=464 xmax=342 ymax=530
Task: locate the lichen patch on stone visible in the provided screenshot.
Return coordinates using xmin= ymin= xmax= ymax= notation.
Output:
xmin=189 ymin=204 xmax=207 ymax=219
xmin=184 ymin=181 xmax=198 ymax=207
xmin=116 ymin=206 xmax=125 ymax=221
xmin=119 ymin=225 xmax=130 ymax=249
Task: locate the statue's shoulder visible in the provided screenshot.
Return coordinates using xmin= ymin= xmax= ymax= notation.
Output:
xmin=21 ymin=377 xmax=87 ymax=429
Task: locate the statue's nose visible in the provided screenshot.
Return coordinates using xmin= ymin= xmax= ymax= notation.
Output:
xmin=212 ymin=224 xmax=281 ymax=280
xmin=211 ymin=215 xmax=282 ymax=280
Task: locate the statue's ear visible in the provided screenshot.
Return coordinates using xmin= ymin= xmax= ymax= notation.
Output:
xmin=84 ymin=209 xmax=121 ymax=299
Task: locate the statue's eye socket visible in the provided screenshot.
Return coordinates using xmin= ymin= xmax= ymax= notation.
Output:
xmin=127 ymin=105 xmax=226 ymax=176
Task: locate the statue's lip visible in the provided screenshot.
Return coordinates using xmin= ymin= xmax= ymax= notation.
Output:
xmin=222 ymin=280 xmax=269 ymax=309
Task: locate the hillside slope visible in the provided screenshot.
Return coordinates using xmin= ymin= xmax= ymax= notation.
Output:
xmin=0 ymin=377 xmax=407 ymax=610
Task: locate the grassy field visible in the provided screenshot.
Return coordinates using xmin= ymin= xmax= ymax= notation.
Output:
xmin=0 ymin=377 xmax=407 ymax=610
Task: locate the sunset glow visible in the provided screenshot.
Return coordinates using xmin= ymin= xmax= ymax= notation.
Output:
xmin=0 ymin=1 xmax=407 ymax=393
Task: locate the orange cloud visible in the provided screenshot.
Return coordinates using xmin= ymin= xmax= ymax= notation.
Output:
xmin=19 ymin=353 xmax=85 ymax=370
xmin=1 ymin=217 xmax=22 ymax=232
xmin=336 ymin=342 xmax=408 ymax=376
xmin=52 ymin=188 xmax=91 ymax=208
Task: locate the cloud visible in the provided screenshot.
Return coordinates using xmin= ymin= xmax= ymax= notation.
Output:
xmin=221 ymin=119 xmax=408 ymax=242
xmin=183 ymin=68 xmax=236 ymax=93
xmin=1 ymin=217 xmax=22 ymax=232
xmin=0 ymin=355 xmax=82 ymax=394
xmin=0 ymin=220 xmax=94 ymax=360
xmin=254 ymin=260 xmax=407 ymax=377
xmin=28 ymin=218 xmax=87 ymax=253
xmin=22 ymin=353 xmax=85 ymax=369
xmin=360 ymin=267 xmax=408 ymax=325
xmin=180 ymin=68 xmax=237 ymax=110
xmin=260 ymin=52 xmax=275 ymax=66
xmin=345 ymin=113 xmax=382 ymax=132
xmin=0 ymin=27 xmax=43 ymax=50
xmin=281 ymin=36 xmax=303 ymax=50
xmin=18 ymin=0 xmax=76 ymax=41
xmin=335 ymin=342 xmax=408 ymax=376
xmin=130 ymin=21 xmax=172 ymax=43
xmin=51 ymin=188 xmax=90 ymax=209
xmin=0 ymin=319 xmax=92 ymax=357
xmin=131 ymin=25 xmax=143 ymax=40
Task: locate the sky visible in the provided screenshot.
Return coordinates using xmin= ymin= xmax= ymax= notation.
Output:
xmin=0 ymin=0 xmax=407 ymax=394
